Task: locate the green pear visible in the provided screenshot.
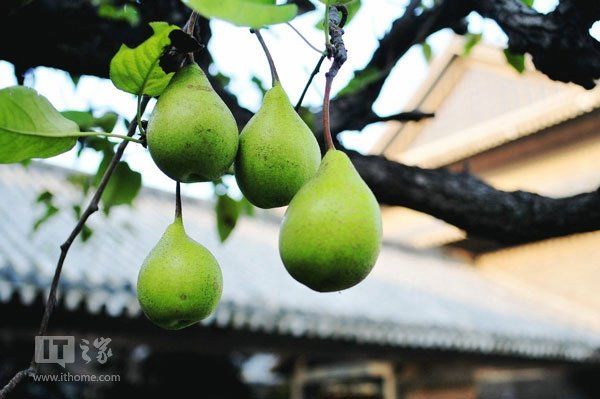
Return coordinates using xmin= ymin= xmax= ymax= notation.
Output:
xmin=137 ymin=217 xmax=222 ymax=330
xmin=147 ymin=63 xmax=239 ymax=183
xmin=279 ymin=150 xmax=382 ymax=292
xmin=235 ymin=82 xmax=321 ymax=209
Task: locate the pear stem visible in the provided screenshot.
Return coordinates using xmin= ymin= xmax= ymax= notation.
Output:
xmin=323 ymin=74 xmax=336 ymax=150
xmin=251 ymin=28 xmax=279 ymax=87
xmin=75 ymin=131 xmax=144 ymax=144
xmin=322 ymin=4 xmax=348 ymax=151
xmin=184 ymin=11 xmax=199 ymax=64
xmin=175 ymin=181 xmax=182 ymax=221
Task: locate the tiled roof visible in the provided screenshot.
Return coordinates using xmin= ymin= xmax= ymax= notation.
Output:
xmin=1 ymin=163 xmax=599 ymax=362
xmin=376 ymin=37 xmax=600 ymax=168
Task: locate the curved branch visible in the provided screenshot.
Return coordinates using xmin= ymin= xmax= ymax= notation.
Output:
xmin=471 ymin=0 xmax=600 ymax=89
xmin=325 ymin=0 xmax=467 ymax=136
xmin=348 ymin=149 xmax=600 ymax=244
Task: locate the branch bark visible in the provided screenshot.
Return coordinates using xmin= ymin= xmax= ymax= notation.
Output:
xmin=348 ymin=150 xmax=600 ymax=244
xmin=471 ymin=0 xmax=600 ymax=89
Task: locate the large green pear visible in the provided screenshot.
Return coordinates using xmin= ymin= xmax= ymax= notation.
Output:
xmin=147 ymin=63 xmax=238 ymax=183
xmin=279 ymin=150 xmax=382 ymax=292
xmin=235 ymin=82 xmax=321 ymax=209
xmin=137 ymin=217 xmax=222 ymax=330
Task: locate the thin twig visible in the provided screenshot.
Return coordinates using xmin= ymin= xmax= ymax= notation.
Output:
xmin=0 ymin=96 xmax=150 ymax=399
xmin=286 ymin=22 xmax=324 ymax=54
xmin=295 ymin=54 xmax=326 ymax=112
xmin=368 ymin=110 xmax=435 ymax=124
xmin=251 ymin=29 xmax=279 ymax=87
xmin=0 ymin=370 xmax=32 ymax=399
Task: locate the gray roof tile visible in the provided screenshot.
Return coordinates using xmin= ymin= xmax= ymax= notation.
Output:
xmin=0 ymin=162 xmax=599 ymax=361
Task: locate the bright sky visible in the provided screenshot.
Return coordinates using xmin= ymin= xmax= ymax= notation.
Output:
xmin=0 ymin=0 xmax=596 ymax=198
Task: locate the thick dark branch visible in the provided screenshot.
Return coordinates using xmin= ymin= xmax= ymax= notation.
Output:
xmin=471 ymin=0 xmax=600 ymax=89
xmin=348 ymin=150 xmax=600 ymax=244
xmin=324 ymin=0 xmax=599 ymax=135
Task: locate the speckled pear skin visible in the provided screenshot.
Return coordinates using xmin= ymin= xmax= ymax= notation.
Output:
xmin=279 ymin=150 xmax=382 ymax=292
xmin=235 ymin=82 xmax=321 ymax=209
xmin=137 ymin=217 xmax=222 ymax=330
xmin=147 ymin=63 xmax=239 ymax=183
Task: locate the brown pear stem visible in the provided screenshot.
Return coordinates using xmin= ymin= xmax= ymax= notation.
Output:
xmin=184 ymin=11 xmax=199 ymax=64
xmin=323 ymin=73 xmax=336 ymax=151
xmin=175 ymin=181 xmax=182 ymax=220
xmin=251 ymin=28 xmax=279 ymax=87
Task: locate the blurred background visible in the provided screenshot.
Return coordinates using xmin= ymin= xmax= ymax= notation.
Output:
xmin=0 ymin=0 xmax=599 ymax=398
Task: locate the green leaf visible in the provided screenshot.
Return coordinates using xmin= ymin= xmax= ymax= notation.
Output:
xmin=109 ymin=21 xmax=179 ymax=97
xmin=62 ymin=111 xmax=95 ymax=131
xmin=251 ymin=76 xmax=268 ymax=96
xmin=96 ymin=159 xmax=142 ymax=214
xmin=68 ymin=173 xmax=92 ymax=195
xmin=215 ymin=194 xmax=241 ymax=242
xmin=36 ymin=190 xmax=53 ymax=204
xmin=0 ymin=86 xmax=79 ymax=163
xmin=318 ymin=0 xmax=357 ymax=4
xmin=63 ymin=110 xmax=118 ymax=132
xmin=98 ymin=4 xmax=140 ymax=26
xmin=182 ymin=0 xmax=298 ymax=28
xmin=298 ymin=107 xmax=315 ymax=131
xmin=93 ymin=112 xmax=119 ymax=132
xmin=213 ymin=72 xmax=231 ymax=89
xmin=337 ymin=68 xmax=383 ymax=97
xmin=463 ymin=33 xmax=482 ymax=56
xmin=32 ymin=190 xmax=59 ymax=232
xmin=240 ymin=196 xmax=255 ymax=216
xmin=504 ymin=49 xmax=526 ymax=74
xmin=81 ymin=225 xmax=93 ymax=242
xmin=85 ymin=136 xmax=116 ymax=156
xmin=421 ymin=41 xmax=433 ymax=63
xmin=70 ymin=74 xmax=81 ymax=87
xmin=519 ymin=0 xmax=534 ymax=7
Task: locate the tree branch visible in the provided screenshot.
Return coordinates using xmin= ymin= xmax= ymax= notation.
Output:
xmin=0 ymin=0 xmax=597 ymax=249
xmin=322 ymin=0 xmax=468 ymax=136
xmin=347 ymin=149 xmax=600 ymax=244
xmin=0 ymin=96 xmax=151 ymax=399
xmin=471 ymin=0 xmax=600 ymax=89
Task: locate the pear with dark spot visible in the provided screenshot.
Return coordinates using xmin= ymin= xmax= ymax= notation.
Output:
xmin=146 ymin=63 xmax=238 ymax=182
xmin=235 ymin=82 xmax=320 ymax=208
xmin=137 ymin=216 xmax=222 ymax=329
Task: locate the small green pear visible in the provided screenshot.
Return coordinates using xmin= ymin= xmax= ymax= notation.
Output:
xmin=279 ymin=150 xmax=382 ymax=292
xmin=235 ymin=82 xmax=321 ymax=209
xmin=137 ymin=217 xmax=222 ymax=330
xmin=147 ymin=63 xmax=239 ymax=183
